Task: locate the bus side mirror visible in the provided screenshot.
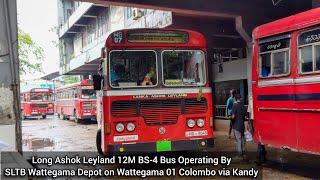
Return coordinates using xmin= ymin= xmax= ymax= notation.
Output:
xmin=93 ymin=75 xmax=102 ymax=90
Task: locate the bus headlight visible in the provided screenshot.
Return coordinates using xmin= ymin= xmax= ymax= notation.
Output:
xmin=126 ymin=123 xmax=135 ymax=132
xmin=197 ymin=118 xmax=205 ymax=127
xmin=116 ymin=123 xmax=125 ymax=132
xmin=187 ymin=119 xmax=195 ymax=128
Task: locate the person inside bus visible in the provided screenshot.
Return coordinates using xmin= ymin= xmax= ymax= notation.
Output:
xmin=231 ymin=94 xmax=246 ymax=160
xmin=141 ymin=65 xmax=157 ymax=86
xmin=110 ymin=64 xmax=126 ymax=83
xmin=226 ymin=89 xmax=236 ymax=139
xmin=261 ymin=65 xmax=270 ymax=77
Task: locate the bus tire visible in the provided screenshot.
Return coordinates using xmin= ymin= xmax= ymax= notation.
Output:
xmin=74 ymin=110 xmax=81 ymax=123
xmin=60 ymin=109 xmax=65 ymax=120
xmin=42 ymin=115 xmax=46 ymax=119
xmin=21 ymin=110 xmax=26 ymax=120
xmin=96 ymin=129 xmax=104 ymax=156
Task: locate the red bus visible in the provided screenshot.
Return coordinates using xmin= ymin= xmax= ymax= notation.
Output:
xmin=252 ymin=8 xmax=320 ymax=154
xmin=20 ymin=88 xmax=54 ymax=119
xmin=93 ymin=28 xmax=214 ymax=155
xmin=56 ymin=79 xmax=97 ymax=123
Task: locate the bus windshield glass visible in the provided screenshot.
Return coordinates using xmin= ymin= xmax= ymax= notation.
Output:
xmin=162 ymin=50 xmax=206 ymax=86
xmin=81 ymin=88 xmax=96 ymax=99
xmin=109 ymin=50 xmax=157 ymax=87
xmin=30 ymin=92 xmax=52 ymax=101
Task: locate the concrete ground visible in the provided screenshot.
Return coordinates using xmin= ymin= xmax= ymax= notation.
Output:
xmin=21 ymin=116 xmax=320 ymax=179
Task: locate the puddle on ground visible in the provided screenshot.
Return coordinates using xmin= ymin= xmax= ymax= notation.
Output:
xmin=22 ymin=138 xmax=55 ymax=151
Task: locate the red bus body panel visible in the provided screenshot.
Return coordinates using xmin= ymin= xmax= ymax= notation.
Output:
xmin=252 ymin=8 xmax=320 ymax=154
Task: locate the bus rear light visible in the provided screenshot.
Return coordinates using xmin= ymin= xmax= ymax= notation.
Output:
xmin=187 ymin=119 xmax=195 ymax=128
xmin=116 ymin=123 xmax=125 ymax=133
xmin=126 ymin=122 xmax=135 ymax=132
xmin=105 ymin=123 xmax=111 ymax=134
xmin=209 ymin=117 xmax=213 ymax=128
xmin=197 ymin=118 xmax=205 ymax=127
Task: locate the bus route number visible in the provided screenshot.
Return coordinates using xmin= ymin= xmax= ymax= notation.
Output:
xmin=113 ymin=31 xmax=124 ymax=44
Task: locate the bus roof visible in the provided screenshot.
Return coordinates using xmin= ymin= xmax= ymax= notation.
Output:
xmin=21 ymin=88 xmax=53 ymax=93
xmin=57 ymin=79 xmax=93 ymax=91
xmin=106 ymin=28 xmax=206 ymax=48
xmin=253 ymin=7 xmax=320 ymax=40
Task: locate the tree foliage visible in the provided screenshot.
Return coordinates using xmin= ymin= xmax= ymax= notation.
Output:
xmin=18 ymin=28 xmax=44 ymax=75
xmin=62 ymin=75 xmax=80 ymax=84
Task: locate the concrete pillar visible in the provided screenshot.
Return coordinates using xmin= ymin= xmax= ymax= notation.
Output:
xmin=0 ymin=0 xmax=20 ymax=151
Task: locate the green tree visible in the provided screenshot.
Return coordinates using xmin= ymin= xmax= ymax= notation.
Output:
xmin=18 ymin=28 xmax=44 ymax=75
xmin=62 ymin=75 xmax=80 ymax=84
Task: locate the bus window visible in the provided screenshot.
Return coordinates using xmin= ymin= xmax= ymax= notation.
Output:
xmin=259 ymin=36 xmax=290 ymax=78
xmin=162 ymin=50 xmax=206 ymax=86
xmin=81 ymin=89 xmax=96 ymax=99
xmin=109 ymin=50 xmax=157 ymax=87
xmin=298 ymin=28 xmax=320 ymax=74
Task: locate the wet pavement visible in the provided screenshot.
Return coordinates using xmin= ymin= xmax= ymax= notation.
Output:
xmin=21 ymin=116 xmax=320 ymax=179
xmin=22 ymin=115 xmax=96 ymax=151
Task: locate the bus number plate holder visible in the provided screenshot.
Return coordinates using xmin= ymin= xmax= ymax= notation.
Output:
xmin=156 ymin=141 xmax=171 ymax=152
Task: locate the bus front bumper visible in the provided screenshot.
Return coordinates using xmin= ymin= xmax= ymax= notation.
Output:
xmin=81 ymin=115 xmax=96 ymax=121
xmin=29 ymin=113 xmax=54 ymax=117
xmin=107 ymin=138 xmax=214 ymax=155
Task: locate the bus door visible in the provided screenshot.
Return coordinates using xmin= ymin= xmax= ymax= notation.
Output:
xmin=295 ymin=27 xmax=320 ymax=153
xmin=257 ymin=34 xmax=297 ymax=149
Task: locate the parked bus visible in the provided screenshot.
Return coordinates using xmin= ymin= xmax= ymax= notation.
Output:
xmin=93 ymin=28 xmax=214 ymax=155
xmin=252 ymin=8 xmax=320 ymax=154
xmin=20 ymin=88 xmax=54 ymax=119
xmin=56 ymin=79 xmax=97 ymax=123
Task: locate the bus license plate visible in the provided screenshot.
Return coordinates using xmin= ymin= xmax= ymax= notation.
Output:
xmin=113 ymin=135 xmax=138 ymax=142
xmin=185 ymin=130 xmax=208 ymax=137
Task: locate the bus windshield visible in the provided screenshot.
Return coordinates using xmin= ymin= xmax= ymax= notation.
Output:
xmin=162 ymin=50 xmax=206 ymax=86
xmin=81 ymin=89 xmax=96 ymax=99
xmin=30 ymin=92 xmax=52 ymax=101
xmin=109 ymin=50 xmax=157 ymax=88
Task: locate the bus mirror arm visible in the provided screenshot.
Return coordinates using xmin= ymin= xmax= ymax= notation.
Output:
xmin=93 ymin=75 xmax=103 ymax=90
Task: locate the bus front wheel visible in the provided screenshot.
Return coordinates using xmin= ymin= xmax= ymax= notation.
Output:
xmin=21 ymin=110 xmax=26 ymax=120
xmin=42 ymin=115 xmax=46 ymax=119
xmin=96 ymin=129 xmax=104 ymax=156
xmin=59 ymin=109 xmax=65 ymax=120
xmin=74 ymin=110 xmax=81 ymax=123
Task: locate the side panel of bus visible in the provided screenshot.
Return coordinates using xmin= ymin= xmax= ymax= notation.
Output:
xmin=294 ymin=27 xmax=320 ymax=153
xmin=253 ymin=38 xmax=298 ymax=150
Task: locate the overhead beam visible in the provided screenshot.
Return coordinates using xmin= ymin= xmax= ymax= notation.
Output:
xmin=74 ymin=24 xmax=87 ymax=26
xmin=85 ymin=0 xmax=237 ymax=19
xmin=92 ymin=3 xmax=109 ymax=7
xmin=211 ymin=34 xmax=242 ymax=39
xmin=83 ymin=15 xmax=97 ymax=18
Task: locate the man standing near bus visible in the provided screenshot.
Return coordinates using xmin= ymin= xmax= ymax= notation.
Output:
xmin=226 ymin=89 xmax=236 ymax=138
xmin=231 ymin=94 xmax=246 ymax=159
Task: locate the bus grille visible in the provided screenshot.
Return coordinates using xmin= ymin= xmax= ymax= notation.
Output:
xmin=111 ymin=98 xmax=207 ymax=126
xmin=112 ymin=101 xmax=137 ymax=117
xmin=140 ymin=100 xmax=181 ymax=126
xmin=185 ymin=98 xmax=207 ymax=114
xmin=32 ymin=104 xmax=48 ymax=109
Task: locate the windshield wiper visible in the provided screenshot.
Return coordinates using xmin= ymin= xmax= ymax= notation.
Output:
xmin=113 ymin=46 xmax=127 ymax=61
